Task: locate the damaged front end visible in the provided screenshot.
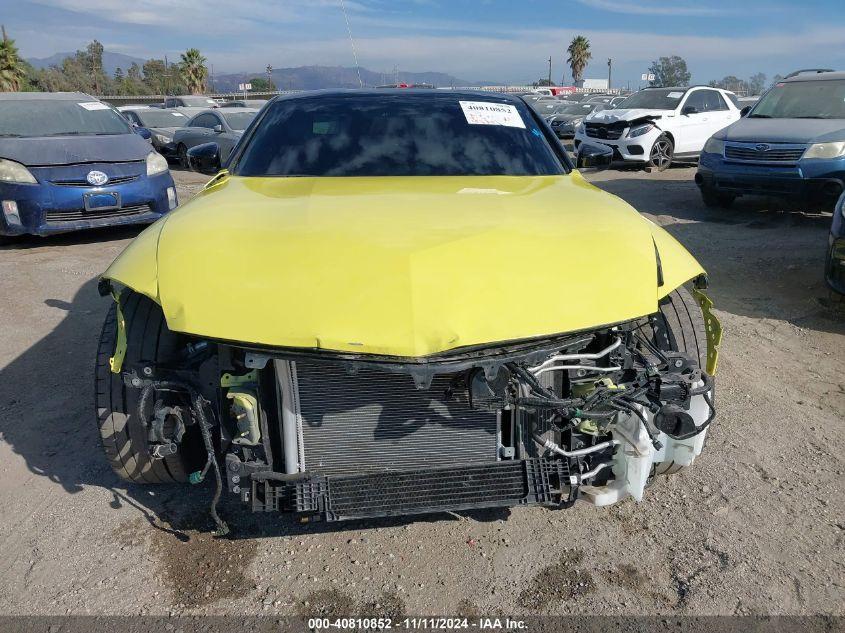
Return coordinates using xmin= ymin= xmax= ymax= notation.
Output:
xmin=115 ymin=294 xmax=719 ymax=524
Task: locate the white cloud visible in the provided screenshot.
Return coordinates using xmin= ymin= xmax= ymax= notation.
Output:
xmin=574 ymin=0 xmax=731 ymax=16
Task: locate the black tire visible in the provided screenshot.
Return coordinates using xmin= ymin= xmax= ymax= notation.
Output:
xmin=648 ymin=134 xmax=674 ymax=171
xmin=177 ymin=143 xmax=189 ymax=169
xmin=649 ymin=286 xmax=709 ymax=476
xmin=95 ymin=291 xmax=189 ymax=483
xmin=701 ymin=187 xmax=735 ymax=208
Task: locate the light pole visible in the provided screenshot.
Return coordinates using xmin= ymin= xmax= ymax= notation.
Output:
xmin=548 ymin=57 xmax=552 ymax=86
xmin=607 ymin=58 xmax=612 ymax=90
xmin=266 ymin=64 xmax=273 ymax=92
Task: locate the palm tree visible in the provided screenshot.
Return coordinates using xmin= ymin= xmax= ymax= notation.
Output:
xmin=0 ymin=25 xmax=26 ymax=92
xmin=179 ymin=48 xmax=208 ymax=95
xmin=566 ymin=35 xmax=592 ymax=85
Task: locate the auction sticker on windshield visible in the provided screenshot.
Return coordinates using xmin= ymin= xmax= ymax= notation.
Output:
xmin=78 ymin=102 xmax=111 ymax=111
xmin=459 ymin=101 xmax=525 ymax=128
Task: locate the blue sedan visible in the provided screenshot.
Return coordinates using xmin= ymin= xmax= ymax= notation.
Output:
xmin=0 ymin=92 xmax=177 ymax=240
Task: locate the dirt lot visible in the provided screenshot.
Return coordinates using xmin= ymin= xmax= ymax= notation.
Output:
xmin=0 ymin=166 xmax=842 ymax=618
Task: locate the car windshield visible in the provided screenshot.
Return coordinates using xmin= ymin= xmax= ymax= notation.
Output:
xmin=133 ymin=109 xmax=189 ymax=127
xmin=0 ymin=99 xmax=131 ymax=137
xmin=561 ymin=104 xmax=596 ymax=115
xmin=235 ymin=94 xmax=565 ymax=177
xmin=618 ymin=89 xmax=686 ymax=110
xmin=221 ymin=111 xmax=257 ymax=131
xmin=180 ymin=97 xmax=218 ymax=107
xmin=749 ymin=79 xmax=845 ymax=119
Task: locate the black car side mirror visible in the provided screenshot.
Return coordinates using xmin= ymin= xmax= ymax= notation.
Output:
xmin=187 ymin=142 xmax=221 ymax=175
xmin=740 ymin=106 xmax=752 ymax=117
xmin=682 ymin=105 xmax=698 ymax=115
xmin=576 ymin=143 xmax=613 ymax=170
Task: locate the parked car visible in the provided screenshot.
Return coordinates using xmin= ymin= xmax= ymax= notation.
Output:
xmin=219 ymin=100 xmax=268 ymax=109
xmin=0 ymin=92 xmax=176 ymax=240
xmin=547 ymin=102 xmax=606 ymax=138
xmin=120 ymin=107 xmax=190 ymax=160
xmin=96 ymin=90 xmax=719 ymax=528
xmin=573 ymin=86 xmax=741 ymax=171
xmin=164 ymin=95 xmax=219 ymax=109
xmin=534 ymin=100 xmax=576 ymax=118
xmin=172 ymin=108 xmax=258 ymax=166
xmin=696 ymin=71 xmax=845 ymax=209
xmin=827 ymin=193 xmax=845 ymax=294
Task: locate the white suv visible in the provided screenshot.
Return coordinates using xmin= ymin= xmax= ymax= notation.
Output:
xmin=573 ymin=86 xmax=741 ymax=170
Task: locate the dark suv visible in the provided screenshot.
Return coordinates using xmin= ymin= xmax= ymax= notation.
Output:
xmin=696 ymin=71 xmax=845 ymax=209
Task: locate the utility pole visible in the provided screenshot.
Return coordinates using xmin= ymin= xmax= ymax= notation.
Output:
xmin=266 ymin=64 xmax=273 ymax=92
xmin=210 ymin=64 xmax=215 ymax=93
xmin=607 ymin=58 xmax=612 ymax=90
xmin=548 ymin=57 xmax=552 ymax=86
xmin=164 ymin=55 xmax=170 ymax=96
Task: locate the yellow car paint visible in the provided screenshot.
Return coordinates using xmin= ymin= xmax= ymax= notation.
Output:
xmin=104 ymin=172 xmax=706 ymax=358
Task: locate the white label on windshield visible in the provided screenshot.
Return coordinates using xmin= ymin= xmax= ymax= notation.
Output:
xmin=78 ymin=101 xmax=110 ymax=111
xmin=666 ymin=92 xmax=683 ymax=99
xmin=459 ymin=101 xmax=525 ymax=128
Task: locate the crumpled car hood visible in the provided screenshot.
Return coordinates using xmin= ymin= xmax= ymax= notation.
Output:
xmin=586 ymin=108 xmax=673 ymax=124
xmin=104 ymin=173 xmax=703 ymax=357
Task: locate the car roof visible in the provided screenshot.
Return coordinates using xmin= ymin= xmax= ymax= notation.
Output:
xmin=782 ymin=70 xmax=845 ymax=83
xmin=0 ymin=91 xmax=96 ymax=101
xmin=268 ymin=89 xmax=530 ymax=105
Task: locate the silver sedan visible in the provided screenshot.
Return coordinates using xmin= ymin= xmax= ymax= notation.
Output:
xmin=172 ymin=108 xmax=258 ymax=167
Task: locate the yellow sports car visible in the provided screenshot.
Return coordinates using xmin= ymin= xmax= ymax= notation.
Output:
xmin=96 ymin=91 xmax=720 ymax=531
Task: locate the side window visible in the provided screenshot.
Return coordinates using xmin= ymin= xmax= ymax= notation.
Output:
xmin=191 ymin=114 xmax=217 ymax=128
xmin=124 ymin=112 xmax=139 ymax=125
xmin=708 ymin=91 xmax=729 ymax=111
xmin=683 ymin=90 xmax=708 ymax=113
xmin=165 ymin=98 xmax=175 ymax=108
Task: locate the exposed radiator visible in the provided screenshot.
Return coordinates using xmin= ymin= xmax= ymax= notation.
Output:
xmin=275 ymin=360 xmax=499 ymax=476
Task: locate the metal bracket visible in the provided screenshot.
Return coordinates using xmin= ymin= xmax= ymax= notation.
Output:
xmin=220 ymin=370 xmax=259 ymax=387
xmin=692 ymin=287 xmax=722 ymax=376
xmin=109 ymin=289 xmax=128 ymax=374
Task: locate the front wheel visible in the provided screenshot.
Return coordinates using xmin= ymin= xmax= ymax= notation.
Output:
xmin=647 ymin=286 xmax=709 ymax=476
xmin=648 ymin=134 xmax=674 ymax=171
xmin=95 ymin=291 xmax=195 ymax=483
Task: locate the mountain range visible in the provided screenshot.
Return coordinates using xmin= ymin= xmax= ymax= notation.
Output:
xmin=26 ymin=50 xmax=487 ymax=90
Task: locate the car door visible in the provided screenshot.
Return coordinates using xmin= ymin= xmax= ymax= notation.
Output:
xmin=704 ymin=90 xmax=740 ymax=136
xmin=182 ymin=113 xmax=218 ymax=149
xmin=211 ymin=113 xmax=238 ymax=161
xmin=674 ymin=89 xmax=713 ymax=154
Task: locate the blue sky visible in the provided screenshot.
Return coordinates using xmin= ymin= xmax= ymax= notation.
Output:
xmin=4 ymin=0 xmax=845 ymax=86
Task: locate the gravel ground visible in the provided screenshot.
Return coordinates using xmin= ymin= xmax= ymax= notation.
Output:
xmin=0 ymin=165 xmax=842 ymax=617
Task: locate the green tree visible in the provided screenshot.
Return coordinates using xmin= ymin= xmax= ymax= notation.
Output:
xmin=128 ymin=62 xmax=142 ymax=81
xmin=747 ymin=72 xmax=766 ymax=95
xmin=142 ymin=59 xmax=167 ymax=93
xmin=648 ymin=55 xmax=691 ymax=87
xmin=179 ymin=48 xmax=208 ymax=95
xmin=0 ymin=25 xmax=27 ymax=92
xmin=248 ymin=76 xmax=276 ymax=92
xmin=566 ymin=35 xmax=591 ymax=84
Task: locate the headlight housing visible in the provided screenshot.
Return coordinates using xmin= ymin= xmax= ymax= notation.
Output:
xmin=0 ymin=158 xmax=37 ymax=184
xmin=570 ymin=118 xmax=583 ymax=127
xmin=804 ymin=141 xmax=845 ymax=160
xmin=703 ymin=137 xmax=725 ymax=155
xmin=146 ymin=151 xmax=169 ymax=176
xmin=627 ymin=123 xmax=655 ymax=138
xmin=154 ymin=133 xmax=173 ymax=144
